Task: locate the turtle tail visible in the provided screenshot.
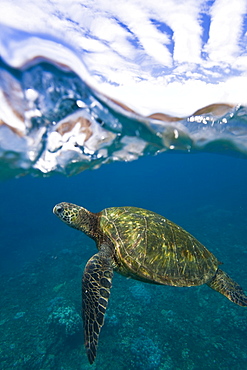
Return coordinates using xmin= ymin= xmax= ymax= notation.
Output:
xmin=207 ymin=269 xmax=247 ymax=307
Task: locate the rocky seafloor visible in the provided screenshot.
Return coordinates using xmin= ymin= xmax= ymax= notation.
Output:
xmin=1 ymin=208 xmax=247 ymax=370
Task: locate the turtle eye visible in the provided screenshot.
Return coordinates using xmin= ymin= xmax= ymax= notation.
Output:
xmin=55 ymin=205 xmax=64 ymax=214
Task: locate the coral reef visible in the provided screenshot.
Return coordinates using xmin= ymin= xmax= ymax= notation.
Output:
xmin=129 ymin=283 xmax=152 ymax=305
xmin=130 ymin=327 xmax=161 ymax=370
xmin=0 ymin=230 xmax=247 ymax=369
xmin=47 ymin=302 xmax=82 ymax=337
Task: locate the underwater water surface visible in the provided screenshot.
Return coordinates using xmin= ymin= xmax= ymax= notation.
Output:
xmin=0 ymin=152 xmax=247 ymax=370
xmin=1 ymin=1 xmax=247 ymax=179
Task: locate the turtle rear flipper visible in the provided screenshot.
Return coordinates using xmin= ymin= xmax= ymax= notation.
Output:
xmin=82 ymin=247 xmax=113 ymax=364
xmin=207 ymin=269 xmax=247 ymax=307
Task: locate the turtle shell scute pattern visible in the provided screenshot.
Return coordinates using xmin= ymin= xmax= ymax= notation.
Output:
xmin=99 ymin=207 xmax=219 ymax=287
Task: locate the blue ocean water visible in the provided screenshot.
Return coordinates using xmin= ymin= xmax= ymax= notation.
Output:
xmin=0 ymin=151 xmax=247 ymax=369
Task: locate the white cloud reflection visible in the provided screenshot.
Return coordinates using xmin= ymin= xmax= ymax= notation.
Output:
xmin=0 ymin=0 xmax=246 ymax=115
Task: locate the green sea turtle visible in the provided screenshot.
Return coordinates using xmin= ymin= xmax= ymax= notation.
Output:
xmin=53 ymin=202 xmax=247 ymax=364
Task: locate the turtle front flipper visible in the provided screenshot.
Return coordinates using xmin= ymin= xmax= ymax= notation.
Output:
xmin=82 ymin=248 xmax=113 ymax=364
xmin=207 ymin=269 xmax=247 ymax=307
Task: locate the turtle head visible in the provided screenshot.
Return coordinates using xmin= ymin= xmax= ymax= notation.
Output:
xmin=53 ymin=202 xmax=98 ymax=237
